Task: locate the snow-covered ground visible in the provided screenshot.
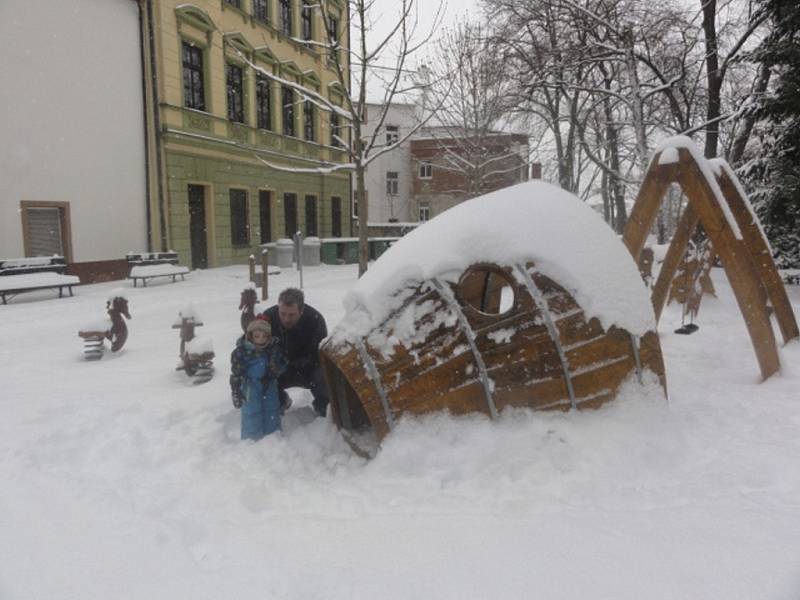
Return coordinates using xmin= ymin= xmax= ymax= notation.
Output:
xmin=1 ymin=263 xmax=799 ymax=599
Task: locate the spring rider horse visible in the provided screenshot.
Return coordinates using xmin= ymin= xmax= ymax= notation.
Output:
xmin=172 ymin=305 xmax=214 ymax=384
xmin=239 ymin=283 xmax=259 ymax=333
xmin=78 ymin=292 xmax=131 ymax=360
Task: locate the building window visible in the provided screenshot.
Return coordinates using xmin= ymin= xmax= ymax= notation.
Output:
xmin=330 ymin=111 xmax=342 ymax=147
xmin=301 ymin=0 xmax=313 ymax=41
xmin=327 ymin=15 xmax=339 ymax=62
xmin=386 ymin=125 xmax=399 ymax=146
xmin=259 ymin=190 xmax=272 ymax=244
xmin=304 ymin=100 xmax=315 ymax=142
xmin=225 ymin=0 xmax=241 ymax=8
xmin=20 ymin=201 xmax=72 ymax=261
xmin=226 ymin=64 xmax=245 ymax=123
xmin=419 ymin=161 xmax=432 ymax=179
xmin=386 ymin=171 xmax=399 ymax=195
xmin=282 ymin=86 xmax=295 ymax=137
xmin=230 ymin=189 xmax=249 ymax=246
xmin=284 ymin=193 xmax=298 ymax=237
xmin=279 ymin=0 xmax=292 ymax=37
xmin=256 ymin=73 xmax=272 ymax=130
xmin=352 ymin=190 xmax=358 ymax=218
xmin=331 ymin=196 xmax=342 ymax=237
xmin=253 ymin=0 xmax=268 ymax=22
xmin=419 ymin=204 xmax=430 ymax=222
xmin=305 ymin=195 xmax=318 ymax=236
xmin=182 ymin=42 xmax=205 ymax=111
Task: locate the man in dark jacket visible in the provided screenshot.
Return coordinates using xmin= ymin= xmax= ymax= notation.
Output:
xmin=261 ymin=287 xmax=330 ymax=417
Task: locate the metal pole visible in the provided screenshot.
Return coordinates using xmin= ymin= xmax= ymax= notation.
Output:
xmin=260 ymin=249 xmax=269 ymax=300
xmin=294 ymin=231 xmax=304 ymax=289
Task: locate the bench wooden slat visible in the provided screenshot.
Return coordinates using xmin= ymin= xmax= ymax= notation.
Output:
xmin=0 ymin=271 xmax=80 ymax=304
xmin=128 ymin=263 xmax=190 ymax=287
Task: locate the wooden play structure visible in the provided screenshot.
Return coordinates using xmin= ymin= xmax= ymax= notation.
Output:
xmin=623 ymin=140 xmax=799 ymax=380
xmin=319 ymin=182 xmax=667 ymax=456
xmin=316 ymin=138 xmax=798 ymax=456
xmin=78 ymin=294 xmax=131 ymax=360
xmin=239 ymin=284 xmax=259 ymax=333
xmin=321 ymin=264 xmax=665 ymax=455
xmin=172 ymin=307 xmax=214 ymax=384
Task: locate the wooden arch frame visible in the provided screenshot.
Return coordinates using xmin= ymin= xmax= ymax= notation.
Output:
xmin=623 ymin=144 xmax=799 ymax=381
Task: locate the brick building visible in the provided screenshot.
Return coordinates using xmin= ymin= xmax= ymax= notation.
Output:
xmin=409 ymin=131 xmax=530 ymax=221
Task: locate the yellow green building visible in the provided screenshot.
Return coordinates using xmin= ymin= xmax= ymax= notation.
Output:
xmin=141 ymin=0 xmax=352 ymax=269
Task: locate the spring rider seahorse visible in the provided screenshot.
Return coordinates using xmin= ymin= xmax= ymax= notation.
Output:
xmin=78 ymin=291 xmax=131 ymax=360
xmin=239 ymin=283 xmax=259 ymax=333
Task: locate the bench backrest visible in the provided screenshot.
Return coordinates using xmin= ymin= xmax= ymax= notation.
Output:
xmin=126 ymin=251 xmax=180 ymax=267
xmin=0 ymin=256 xmax=67 ymax=276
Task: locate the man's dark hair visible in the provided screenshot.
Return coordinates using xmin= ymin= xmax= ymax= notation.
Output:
xmin=278 ymin=287 xmax=305 ymax=310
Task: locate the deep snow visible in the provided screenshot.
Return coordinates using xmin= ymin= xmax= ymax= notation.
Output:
xmin=1 ymin=263 xmax=799 ymax=599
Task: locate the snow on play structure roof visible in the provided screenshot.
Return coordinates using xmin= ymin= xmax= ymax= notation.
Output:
xmin=341 ymin=180 xmax=656 ymax=338
xmin=653 ymin=135 xmax=742 ymax=240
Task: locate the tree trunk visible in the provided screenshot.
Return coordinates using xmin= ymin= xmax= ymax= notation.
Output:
xmin=601 ymin=76 xmax=627 ymax=232
xmin=729 ymin=63 xmax=771 ymax=164
xmin=622 ymin=27 xmax=649 ymax=171
xmin=701 ymin=0 xmax=721 ymax=159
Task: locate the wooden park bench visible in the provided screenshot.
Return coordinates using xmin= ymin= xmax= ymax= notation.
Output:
xmin=0 ymin=256 xmax=80 ymax=304
xmin=127 ymin=251 xmax=190 ymax=287
xmin=780 ymin=269 xmax=800 ymax=286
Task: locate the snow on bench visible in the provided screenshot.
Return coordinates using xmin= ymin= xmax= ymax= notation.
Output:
xmin=129 ymin=263 xmax=190 ymax=287
xmin=0 ymin=256 xmax=80 ymax=304
xmin=126 ymin=251 xmax=190 ymax=287
xmin=781 ymin=269 xmax=800 ymax=285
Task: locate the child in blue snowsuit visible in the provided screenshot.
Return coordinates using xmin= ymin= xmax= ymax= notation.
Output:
xmin=230 ymin=318 xmax=287 ymax=440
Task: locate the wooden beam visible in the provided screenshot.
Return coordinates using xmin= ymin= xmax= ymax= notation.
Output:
xmin=623 ymin=157 xmax=677 ymax=261
xmin=675 ymin=149 xmax=779 ymax=380
xmin=713 ymin=162 xmax=799 ymax=344
xmin=651 ymin=204 xmax=699 ymax=321
xmin=624 ymin=145 xmax=783 ymax=380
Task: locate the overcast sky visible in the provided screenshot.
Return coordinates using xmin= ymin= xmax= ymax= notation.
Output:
xmin=359 ymin=0 xmax=483 ymax=101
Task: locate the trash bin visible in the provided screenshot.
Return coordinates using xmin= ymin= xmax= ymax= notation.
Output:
xmin=302 ymin=236 xmax=321 ymax=266
xmin=275 ymin=238 xmax=294 ymax=268
xmin=259 ymin=243 xmax=277 ymax=266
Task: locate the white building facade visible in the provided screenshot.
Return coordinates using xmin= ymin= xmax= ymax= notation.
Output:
xmin=359 ymin=103 xmax=417 ymax=224
xmin=0 ymin=0 xmax=147 ymax=278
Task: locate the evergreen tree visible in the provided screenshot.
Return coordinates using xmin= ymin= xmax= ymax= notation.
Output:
xmin=747 ymin=0 xmax=800 ymax=268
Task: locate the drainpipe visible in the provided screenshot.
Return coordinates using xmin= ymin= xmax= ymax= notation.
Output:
xmin=136 ymin=0 xmax=153 ymax=250
xmin=346 ymin=7 xmax=354 ymax=237
xmin=145 ymin=0 xmax=169 ymax=251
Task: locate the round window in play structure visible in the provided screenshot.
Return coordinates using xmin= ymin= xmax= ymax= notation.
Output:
xmin=457 ymin=265 xmax=516 ymax=316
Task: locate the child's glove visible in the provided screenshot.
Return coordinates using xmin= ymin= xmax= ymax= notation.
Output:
xmin=232 ymin=390 xmax=244 ymax=409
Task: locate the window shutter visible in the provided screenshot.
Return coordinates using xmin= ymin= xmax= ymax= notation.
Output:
xmin=26 ymin=208 xmax=63 ymax=256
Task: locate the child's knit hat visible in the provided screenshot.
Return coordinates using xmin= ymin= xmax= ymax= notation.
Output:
xmin=247 ymin=318 xmax=272 ymax=337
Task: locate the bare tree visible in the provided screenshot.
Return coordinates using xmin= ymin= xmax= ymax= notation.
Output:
xmin=420 ymin=22 xmax=528 ymax=200
xmin=697 ymin=0 xmax=769 ymax=158
xmin=237 ymin=0 xmax=446 ymax=276
xmin=486 ymin=0 xmax=594 ymax=194
xmin=485 ymin=0 xmax=697 ymax=232
xmin=319 ymin=0 xmax=448 ymax=275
